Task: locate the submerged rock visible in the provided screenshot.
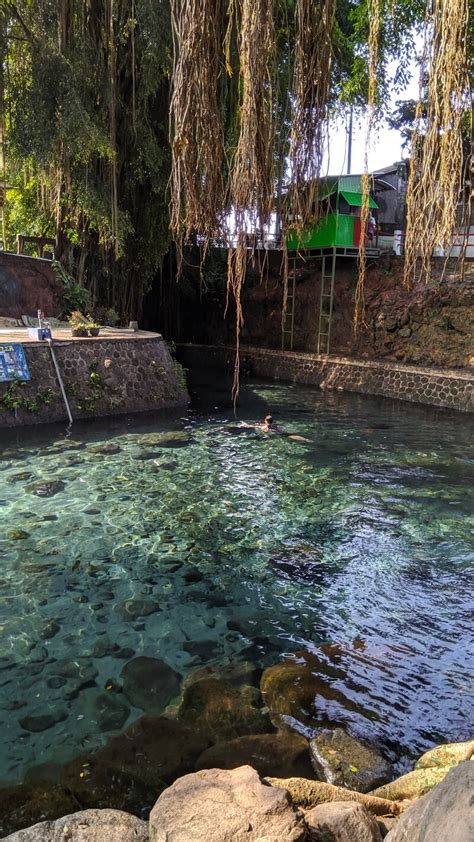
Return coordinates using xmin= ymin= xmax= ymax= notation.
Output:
xmin=260 ymin=650 xmax=376 ymax=731
xmin=7 ymin=529 xmax=30 ymax=541
xmin=49 ymin=440 xmax=84 ymax=454
xmin=93 ymin=692 xmax=130 ymax=732
xmin=304 ymin=800 xmax=383 ymax=842
xmin=6 ymin=472 xmax=33 ymax=484
xmin=28 ymin=481 xmax=65 ymax=498
xmin=48 ymin=658 xmax=98 ymax=700
xmin=133 ymin=449 xmax=162 ymax=461
xmin=49 ymin=658 xmax=98 ymax=683
xmin=196 ymin=732 xmax=315 ymax=779
xmin=178 ymin=677 xmax=272 ymax=743
xmin=309 ymin=728 xmax=392 ymax=793
xmin=0 ymin=783 xmax=77 ymax=839
xmin=60 ymin=755 xmax=157 ymax=816
xmin=2 ymin=808 xmax=149 ymax=842
xmin=97 ymin=714 xmax=209 ymax=786
xmin=19 ymin=710 xmax=67 ymax=733
xmin=88 ymin=443 xmax=122 ymax=455
xmin=182 ymin=639 xmax=221 ymax=661
xmin=40 ymin=620 xmax=60 ymax=640
xmin=149 ymin=765 xmax=306 ymax=842
xmin=115 ymin=598 xmax=160 ymax=621
xmin=182 ymin=660 xmax=261 ymax=690
xmin=384 ymin=761 xmax=474 ymax=842
xmin=141 ymin=431 xmax=192 ymax=448
xmin=121 ymin=656 xmax=181 ymax=713
xmin=269 ymin=546 xmax=327 ymax=584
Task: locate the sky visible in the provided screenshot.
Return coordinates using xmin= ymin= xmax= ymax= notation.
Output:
xmin=324 ymin=56 xmax=421 ymax=176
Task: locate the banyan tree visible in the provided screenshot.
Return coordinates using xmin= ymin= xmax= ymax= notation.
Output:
xmin=168 ymin=0 xmax=471 ymax=398
xmin=0 ymin=0 xmax=471 ymax=380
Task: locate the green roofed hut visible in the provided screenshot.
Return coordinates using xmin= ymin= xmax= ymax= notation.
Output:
xmin=282 ymin=174 xmax=387 ymax=354
xmin=286 ymin=174 xmax=379 ymax=253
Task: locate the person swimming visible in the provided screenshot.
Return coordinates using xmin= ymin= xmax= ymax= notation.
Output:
xmin=260 ymin=415 xmax=274 ymax=432
xmin=258 ymin=414 xmax=310 ymax=442
xmin=227 ymin=414 xmax=310 ymax=442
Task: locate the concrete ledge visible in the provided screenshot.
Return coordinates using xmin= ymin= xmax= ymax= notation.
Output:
xmin=178 ymin=344 xmax=474 ymax=413
xmin=0 ymin=336 xmax=188 ymax=427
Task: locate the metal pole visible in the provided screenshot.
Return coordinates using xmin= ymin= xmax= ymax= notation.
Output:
xmin=290 ymin=257 xmax=296 ymax=350
xmin=47 ymin=340 xmax=73 ymax=426
xmin=347 ymin=107 xmax=353 ymax=175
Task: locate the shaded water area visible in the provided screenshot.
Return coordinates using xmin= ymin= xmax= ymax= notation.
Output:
xmin=0 ymin=371 xmax=473 ymax=824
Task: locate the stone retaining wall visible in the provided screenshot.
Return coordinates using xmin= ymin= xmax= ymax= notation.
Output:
xmin=0 ymin=336 xmax=188 ymax=427
xmin=178 ymin=344 xmax=474 ymax=413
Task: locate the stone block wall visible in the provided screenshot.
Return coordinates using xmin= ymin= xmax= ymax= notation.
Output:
xmin=178 ymin=344 xmax=474 ymax=413
xmin=0 ymin=252 xmax=59 ymax=319
xmin=0 ymin=336 xmax=188 ymax=427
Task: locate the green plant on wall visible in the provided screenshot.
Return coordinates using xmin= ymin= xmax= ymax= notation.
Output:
xmin=174 ymin=359 xmax=187 ymax=392
xmin=0 ymin=381 xmax=55 ymax=413
xmin=72 ymin=362 xmax=117 ymax=412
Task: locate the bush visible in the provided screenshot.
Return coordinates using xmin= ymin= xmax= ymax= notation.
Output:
xmin=52 ymin=260 xmax=90 ymax=318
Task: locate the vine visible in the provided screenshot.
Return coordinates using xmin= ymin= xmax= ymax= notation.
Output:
xmin=0 ymin=381 xmax=55 ymax=413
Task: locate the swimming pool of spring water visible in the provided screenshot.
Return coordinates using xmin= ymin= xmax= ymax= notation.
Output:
xmin=0 ymin=375 xmax=472 ymax=803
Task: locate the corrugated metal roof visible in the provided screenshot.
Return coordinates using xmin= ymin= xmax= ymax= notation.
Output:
xmin=340 ymin=190 xmax=378 ymax=209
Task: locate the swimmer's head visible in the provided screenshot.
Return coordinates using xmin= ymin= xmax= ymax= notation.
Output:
xmin=264 ymin=415 xmax=273 ymax=426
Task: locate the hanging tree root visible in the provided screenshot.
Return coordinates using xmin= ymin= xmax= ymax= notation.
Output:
xmin=265 ymin=776 xmax=405 ymax=816
xmin=403 ymin=0 xmax=471 ymax=287
xmin=227 ymin=0 xmax=275 ymax=408
xmin=354 ymin=0 xmax=381 ymax=332
xmin=169 ymin=0 xmax=224 ymax=270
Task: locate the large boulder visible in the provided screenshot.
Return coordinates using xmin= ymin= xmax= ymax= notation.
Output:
xmin=304 ymin=800 xmax=383 ymax=841
xmin=149 ymin=765 xmax=306 ymax=841
xmin=177 ymin=677 xmax=272 ymax=742
xmin=2 ymin=808 xmax=148 ymax=841
xmin=385 ymin=761 xmax=474 ymax=842
xmin=414 ymin=739 xmax=474 ymax=770
xmin=195 ymin=732 xmax=315 ymax=779
xmin=310 ymin=728 xmax=392 ymax=793
xmin=121 ymin=657 xmax=181 ymax=713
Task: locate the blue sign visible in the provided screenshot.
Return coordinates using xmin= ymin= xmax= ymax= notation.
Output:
xmin=0 ymin=344 xmax=31 ymax=382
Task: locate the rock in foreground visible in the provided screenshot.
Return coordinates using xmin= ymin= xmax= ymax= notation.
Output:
xmin=385 ymin=761 xmax=474 ymax=842
xmin=305 ymin=800 xmax=383 ymax=841
xmin=149 ymin=765 xmax=306 ymax=841
xmin=2 ymin=808 xmax=148 ymax=841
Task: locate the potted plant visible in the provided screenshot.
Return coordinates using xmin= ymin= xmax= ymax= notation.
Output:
xmin=68 ymin=311 xmax=88 ymax=337
xmin=86 ymin=316 xmax=101 ymax=337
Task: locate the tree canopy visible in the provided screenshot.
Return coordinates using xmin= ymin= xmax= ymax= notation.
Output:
xmin=0 ymin=0 xmax=470 ymax=324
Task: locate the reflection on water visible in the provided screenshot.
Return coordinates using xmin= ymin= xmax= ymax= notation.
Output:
xmin=0 ymin=376 xmax=472 ymax=797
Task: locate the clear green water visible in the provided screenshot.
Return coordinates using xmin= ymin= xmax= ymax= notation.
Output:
xmin=0 ymin=374 xmax=473 ymax=786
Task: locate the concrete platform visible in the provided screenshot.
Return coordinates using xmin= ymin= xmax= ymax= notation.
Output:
xmin=0 ymin=327 xmax=161 ymax=344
